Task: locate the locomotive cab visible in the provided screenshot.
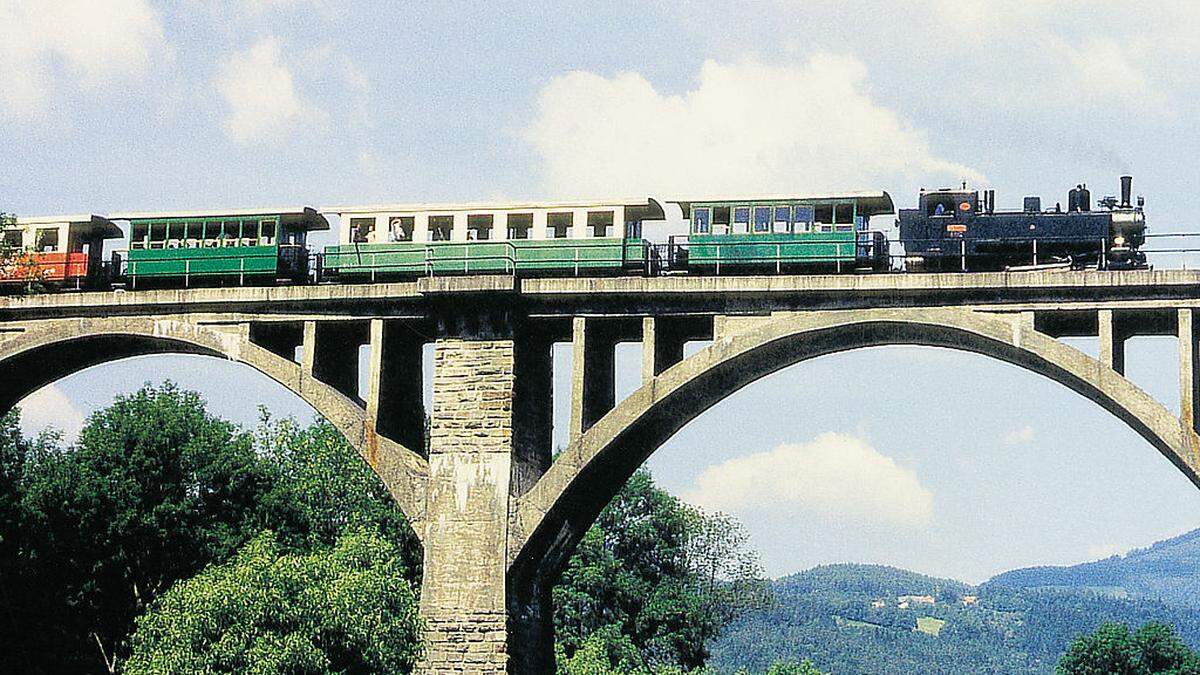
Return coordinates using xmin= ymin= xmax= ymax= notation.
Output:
xmin=921 ymin=189 xmax=978 ymax=222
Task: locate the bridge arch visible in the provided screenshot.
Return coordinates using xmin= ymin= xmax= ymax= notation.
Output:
xmin=0 ymin=317 xmax=428 ymax=528
xmin=513 ymin=307 xmax=1200 ymax=583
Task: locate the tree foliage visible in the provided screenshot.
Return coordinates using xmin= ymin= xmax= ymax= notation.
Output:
xmin=0 ymin=384 xmax=420 ymax=673
xmin=1057 ymin=622 xmax=1200 ymax=675
xmin=253 ymin=414 xmax=422 ymax=580
xmin=0 ymin=382 xmax=783 ymax=673
xmin=554 ymin=468 xmax=770 ymax=672
xmin=124 ymin=528 xmax=422 ymax=674
xmin=14 ymin=384 xmax=276 ymax=672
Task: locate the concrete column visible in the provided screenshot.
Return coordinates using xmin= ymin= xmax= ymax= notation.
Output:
xmin=512 ymin=331 xmax=553 ymax=497
xmin=419 ymin=338 xmax=516 ymax=673
xmin=570 ymin=317 xmax=617 ymax=441
xmin=641 ymin=316 xmax=688 ymax=382
xmin=642 ymin=317 xmax=657 ymax=384
xmin=1181 ymin=309 xmax=1200 ymax=434
xmin=367 ymin=319 xmax=427 ymax=453
xmin=249 ymin=321 xmax=304 ymax=362
xmin=1019 ymin=311 xmax=1036 ymax=332
xmin=301 ymin=320 xmax=316 ymax=375
xmin=1099 ymin=309 xmax=1126 ymax=375
xmin=307 ymin=321 xmax=368 ymax=402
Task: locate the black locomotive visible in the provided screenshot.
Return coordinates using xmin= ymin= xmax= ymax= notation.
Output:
xmin=898 ymin=176 xmax=1147 ymax=271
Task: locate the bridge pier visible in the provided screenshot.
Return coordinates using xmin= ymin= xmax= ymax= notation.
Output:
xmin=418 ymin=330 xmax=553 ymax=674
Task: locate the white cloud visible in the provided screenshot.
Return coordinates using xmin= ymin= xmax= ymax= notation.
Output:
xmin=215 ymin=36 xmax=314 ymax=144
xmin=525 ymin=55 xmax=981 ymax=197
xmin=684 ymin=433 xmax=934 ymax=528
xmin=18 ymin=384 xmax=86 ymax=441
xmin=0 ymin=0 xmax=166 ymax=115
xmin=922 ymin=2 xmax=1169 ymax=112
xmin=1052 ymin=36 xmax=1166 ymax=110
xmin=1003 ymin=425 xmax=1035 ymax=445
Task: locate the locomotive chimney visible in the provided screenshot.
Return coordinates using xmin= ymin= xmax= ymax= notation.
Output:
xmin=1080 ymin=183 xmax=1090 ymax=211
xmin=1121 ymin=175 xmax=1132 ymax=208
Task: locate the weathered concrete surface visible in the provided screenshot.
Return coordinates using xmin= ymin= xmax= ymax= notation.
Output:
xmin=6 ymin=270 xmax=1200 ymax=321
xmin=0 ymin=316 xmax=429 ymax=531
xmin=512 ymin=307 xmax=1200 ymax=585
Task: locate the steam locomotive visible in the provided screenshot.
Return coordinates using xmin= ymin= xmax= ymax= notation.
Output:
xmin=899 ymin=176 xmax=1147 ymax=271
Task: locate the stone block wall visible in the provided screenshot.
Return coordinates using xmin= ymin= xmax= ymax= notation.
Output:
xmin=418 ymin=338 xmax=515 ymax=673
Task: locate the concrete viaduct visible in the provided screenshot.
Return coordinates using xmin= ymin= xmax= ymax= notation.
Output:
xmin=3 ymin=270 xmax=1200 ymax=673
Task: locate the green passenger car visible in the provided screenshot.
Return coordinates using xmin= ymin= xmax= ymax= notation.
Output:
xmin=679 ymin=194 xmax=894 ymax=273
xmin=323 ymin=238 xmax=649 ymax=279
xmin=116 ymin=208 xmax=329 ymax=287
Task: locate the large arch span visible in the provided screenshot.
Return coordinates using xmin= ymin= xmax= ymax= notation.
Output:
xmin=512 ymin=307 xmax=1200 ymax=584
xmin=0 ymin=317 xmax=429 ymax=529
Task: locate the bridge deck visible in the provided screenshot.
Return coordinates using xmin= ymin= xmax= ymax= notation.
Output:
xmin=3 ymin=270 xmax=1200 ymax=320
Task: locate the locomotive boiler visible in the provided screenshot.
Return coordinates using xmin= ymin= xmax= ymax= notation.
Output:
xmin=898 ymin=176 xmax=1147 ymax=271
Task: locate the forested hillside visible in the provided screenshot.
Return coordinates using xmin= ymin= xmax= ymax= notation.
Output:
xmin=988 ymin=528 xmax=1200 ymax=608
xmin=709 ymin=562 xmax=1200 ymax=674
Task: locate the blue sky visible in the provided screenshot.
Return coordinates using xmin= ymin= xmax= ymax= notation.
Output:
xmin=6 ymin=0 xmax=1200 ymax=584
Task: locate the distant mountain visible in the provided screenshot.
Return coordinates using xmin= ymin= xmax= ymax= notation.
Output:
xmin=707 ymin=538 xmax=1200 ymax=675
xmin=987 ymin=528 xmax=1200 ymax=608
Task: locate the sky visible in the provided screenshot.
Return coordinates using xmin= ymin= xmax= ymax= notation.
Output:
xmin=6 ymin=0 xmax=1200 ymax=584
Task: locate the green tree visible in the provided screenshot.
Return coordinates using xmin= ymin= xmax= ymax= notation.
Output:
xmin=0 ymin=410 xmax=36 ymax=670
xmin=254 ymin=414 xmax=422 ymax=579
xmin=17 ymin=383 xmax=277 ymax=672
xmin=1057 ymin=621 xmax=1200 ymax=675
xmin=554 ymin=468 xmax=768 ymax=672
xmin=762 ymin=660 xmax=827 ymax=675
xmin=124 ymin=528 xmax=422 ymax=674
xmin=0 ymin=410 xmax=26 ymax=557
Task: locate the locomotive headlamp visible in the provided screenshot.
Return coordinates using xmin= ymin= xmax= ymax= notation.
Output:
xmin=1114 ymin=235 xmax=1126 ymax=247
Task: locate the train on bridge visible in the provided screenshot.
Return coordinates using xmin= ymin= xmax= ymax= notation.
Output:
xmin=0 ymin=176 xmax=1148 ymax=290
